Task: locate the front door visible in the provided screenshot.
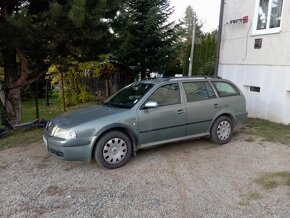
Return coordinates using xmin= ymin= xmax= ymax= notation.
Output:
xmin=137 ymin=83 xmax=186 ymax=147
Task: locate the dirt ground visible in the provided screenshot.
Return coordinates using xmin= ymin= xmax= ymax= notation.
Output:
xmin=0 ymin=133 xmax=290 ymax=217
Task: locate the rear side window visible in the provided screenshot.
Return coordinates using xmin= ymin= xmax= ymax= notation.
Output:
xmin=183 ymin=82 xmax=216 ymax=102
xmin=212 ymin=82 xmax=240 ymax=97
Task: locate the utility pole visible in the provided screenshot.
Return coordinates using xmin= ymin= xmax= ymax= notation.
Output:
xmin=188 ymin=17 xmax=196 ymax=76
xmin=214 ymin=0 xmax=225 ymax=76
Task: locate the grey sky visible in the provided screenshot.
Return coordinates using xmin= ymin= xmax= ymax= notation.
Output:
xmin=170 ymin=0 xmax=221 ymax=32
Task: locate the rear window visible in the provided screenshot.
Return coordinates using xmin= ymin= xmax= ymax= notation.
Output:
xmin=212 ymin=82 xmax=240 ymax=97
xmin=183 ymin=82 xmax=216 ymax=102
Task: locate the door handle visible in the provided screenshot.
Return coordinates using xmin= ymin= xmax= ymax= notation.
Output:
xmin=213 ymin=103 xmax=219 ymax=108
xmin=177 ymin=109 xmax=185 ymax=114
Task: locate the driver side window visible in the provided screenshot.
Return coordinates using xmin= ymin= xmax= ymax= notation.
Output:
xmin=148 ymin=83 xmax=181 ymax=107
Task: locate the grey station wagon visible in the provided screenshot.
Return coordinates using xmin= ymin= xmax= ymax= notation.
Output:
xmin=43 ymin=77 xmax=247 ymax=169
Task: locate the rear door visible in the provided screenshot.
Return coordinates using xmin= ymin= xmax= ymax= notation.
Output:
xmin=182 ymin=81 xmax=219 ymax=135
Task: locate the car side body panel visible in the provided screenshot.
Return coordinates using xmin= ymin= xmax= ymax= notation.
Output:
xmin=137 ymin=103 xmax=186 ymax=146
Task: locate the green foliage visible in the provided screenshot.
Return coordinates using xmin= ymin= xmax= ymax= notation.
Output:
xmin=179 ymin=6 xmax=216 ymax=76
xmin=186 ymin=32 xmax=216 ymax=76
xmin=182 ymin=5 xmax=203 ymax=42
xmin=68 ymin=0 xmax=86 ymax=28
xmin=48 ymin=57 xmax=113 ymax=107
xmin=0 ymin=0 xmax=122 ymax=125
xmin=79 ymin=87 xmax=95 ymax=103
xmin=113 ymin=0 xmax=177 ymax=78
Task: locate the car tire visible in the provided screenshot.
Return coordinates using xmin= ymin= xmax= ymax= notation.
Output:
xmin=210 ymin=116 xmax=233 ymax=145
xmin=94 ymin=131 xmax=132 ymax=169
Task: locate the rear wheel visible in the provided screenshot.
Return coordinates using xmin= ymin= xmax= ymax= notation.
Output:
xmin=94 ymin=131 xmax=132 ymax=169
xmin=210 ymin=116 xmax=233 ymax=144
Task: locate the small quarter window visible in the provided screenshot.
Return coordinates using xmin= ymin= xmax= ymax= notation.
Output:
xmin=212 ymin=82 xmax=240 ymax=97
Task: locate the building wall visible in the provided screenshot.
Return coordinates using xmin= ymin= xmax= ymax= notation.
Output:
xmin=219 ymin=64 xmax=290 ymax=124
xmin=219 ymin=0 xmax=290 ymax=124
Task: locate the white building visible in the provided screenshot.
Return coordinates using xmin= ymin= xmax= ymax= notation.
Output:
xmin=218 ymin=0 xmax=290 ymax=124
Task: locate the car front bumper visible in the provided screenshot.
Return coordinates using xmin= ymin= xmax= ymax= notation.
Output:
xmin=43 ymin=131 xmax=97 ymax=162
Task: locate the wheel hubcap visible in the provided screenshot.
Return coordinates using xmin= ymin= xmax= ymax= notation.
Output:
xmin=217 ymin=121 xmax=231 ymax=140
xmin=103 ymin=138 xmax=127 ymax=164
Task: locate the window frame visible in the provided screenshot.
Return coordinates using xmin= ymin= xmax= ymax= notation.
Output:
xmin=211 ymin=81 xmax=240 ymax=98
xmin=182 ymin=81 xmax=217 ymax=103
xmin=252 ymin=0 xmax=284 ymax=35
xmin=145 ymin=83 xmax=181 ymax=107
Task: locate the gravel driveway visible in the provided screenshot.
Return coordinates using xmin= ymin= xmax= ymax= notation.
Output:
xmin=1 ymin=133 xmax=290 ymax=217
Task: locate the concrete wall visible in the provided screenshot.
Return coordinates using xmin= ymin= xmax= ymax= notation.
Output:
xmin=219 ymin=64 xmax=290 ymax=124
xmin=219 ymin=0 xmax=290 ymax=124
xmin=220 ymin=0 xmax=290 ymax=65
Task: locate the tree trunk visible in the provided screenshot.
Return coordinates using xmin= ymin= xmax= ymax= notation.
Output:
xmin=105 ymin=80 xmax=109 ymax=97
xmin=60 ymin=72 xmax=66 ymax=112
xmin=45 ymin=80 xmax=50 ymax=107
xmin=2 ymin=49 xmax=21 ymax=125
xmin=34 ymin=81 xmax=39 ymax=119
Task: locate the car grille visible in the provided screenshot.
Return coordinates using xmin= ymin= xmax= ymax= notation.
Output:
xmin=49 ymin=148 xmax=64 ymax=157
xmin=46 ymin=121 xmax=56 ymax=135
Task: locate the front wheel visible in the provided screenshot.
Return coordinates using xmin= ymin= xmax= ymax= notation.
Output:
xmin=94 ymin=131 xmax=132 ymax=169
xmin=210 ymin=116 xmax=233 ymax=145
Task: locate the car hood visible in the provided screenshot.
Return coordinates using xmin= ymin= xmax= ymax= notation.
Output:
xmin=51 ymin=105 xmax=128 ymax=128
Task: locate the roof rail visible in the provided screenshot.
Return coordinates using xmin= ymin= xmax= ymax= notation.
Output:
xmin=170 ymin=75 xmax=223 ymax=80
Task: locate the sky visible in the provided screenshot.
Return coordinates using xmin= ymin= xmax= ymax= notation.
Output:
xmin=170 ymin=0 xmax=221 ymax=33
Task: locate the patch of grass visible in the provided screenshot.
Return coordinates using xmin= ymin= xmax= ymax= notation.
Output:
xmin=244 ymin=137 xmax=255 ymax=142
xmin=0 ymin=128 xmax=44 ymax=151
xmin=239 ymin=191 xmax=262 ymax=206
xmin=0 ymin=163 xmax=8 ymax=170
xmin=21 ymin=91 xmax=63 ymax=122
xmin=246 ymin=192 xmax=262 ymax=200
xmin=241 ymin=118 xmax=290 ymax=145
xmin=255 ymin=171 xmax=290 ymax=189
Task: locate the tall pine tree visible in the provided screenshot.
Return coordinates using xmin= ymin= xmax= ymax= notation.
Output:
xmin=113 ymin=0 xmax=176 ymax=79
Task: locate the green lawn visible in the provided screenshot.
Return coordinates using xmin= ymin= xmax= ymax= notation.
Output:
xmin=21 ymin=91 xmax=63 ymax=123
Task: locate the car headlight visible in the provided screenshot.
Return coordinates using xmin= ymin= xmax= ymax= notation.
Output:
xmin=53 ymin=127 xmax=77 ymax=140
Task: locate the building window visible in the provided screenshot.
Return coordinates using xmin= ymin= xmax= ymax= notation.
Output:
xmin=253 ymin=0 xmax=283 ymax=35
xmin=249 ymin=86 xmax=261 ymax=93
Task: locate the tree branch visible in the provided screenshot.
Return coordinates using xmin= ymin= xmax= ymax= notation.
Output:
xmin=7 ymin=48 xmax=47 ymax=91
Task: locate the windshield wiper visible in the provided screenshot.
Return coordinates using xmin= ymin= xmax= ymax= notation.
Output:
xmin=104 ymin=102 xmax=119 ymax=108
xmin=104 ymin=102 xmax=130 ymax=109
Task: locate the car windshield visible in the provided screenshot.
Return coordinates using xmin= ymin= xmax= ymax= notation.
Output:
xmin=104 ymin=82 xmax=154 ymax=108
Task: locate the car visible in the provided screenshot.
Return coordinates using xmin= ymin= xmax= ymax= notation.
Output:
xmin=43 ymin=76 xmax=247 ymax=169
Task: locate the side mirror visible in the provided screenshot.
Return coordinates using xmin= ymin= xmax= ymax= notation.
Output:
xmin=143 ymin=100 xmax=158 ymax=109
